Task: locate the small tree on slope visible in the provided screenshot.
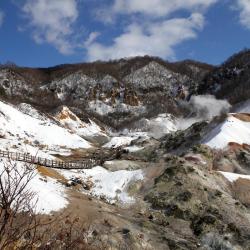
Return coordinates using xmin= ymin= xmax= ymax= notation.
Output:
xmin=0 ymin=160 xmax=40 ymax=249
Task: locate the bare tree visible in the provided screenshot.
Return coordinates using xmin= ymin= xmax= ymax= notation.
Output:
xmin=0 ymin=159 xmax=40 ymax=249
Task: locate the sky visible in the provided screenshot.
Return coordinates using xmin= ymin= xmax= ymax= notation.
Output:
xmin=0 ymin=0 xmax=250 ymax=67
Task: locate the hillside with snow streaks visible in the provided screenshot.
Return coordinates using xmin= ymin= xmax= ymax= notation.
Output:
xmin=205 ymin=115 xmax=250 ymax=149
xmin=124 ymin=61 xmax=189 ymax=90
xmin=54 ymin=106 xmax=108 ymax=140
xmin=0 ymin=101 xmax=91 ymax=155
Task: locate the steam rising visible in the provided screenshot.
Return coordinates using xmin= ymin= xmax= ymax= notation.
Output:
xmin=177 ymin=95 xmax=231 ymax=130
xmin=121 ymin=95 xmax=231 ymax=138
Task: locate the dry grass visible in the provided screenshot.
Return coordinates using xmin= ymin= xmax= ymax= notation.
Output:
xmin=37 ymin=166 xmax=67 ymax=184
xmin=56 ymin=109 xmax=78 ymax=121
xmin=232 ymin=178 xmax=250 ymax=206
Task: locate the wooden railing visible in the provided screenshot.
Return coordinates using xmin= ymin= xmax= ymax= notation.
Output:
xmin=0 ymin=150 xmax=101 ymax=169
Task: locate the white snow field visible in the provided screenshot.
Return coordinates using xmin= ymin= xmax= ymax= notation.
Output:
xmin=0 ymin=101 xmax=92 ymax=155
xmin=205 ymin=115 xmax=250 ymax=149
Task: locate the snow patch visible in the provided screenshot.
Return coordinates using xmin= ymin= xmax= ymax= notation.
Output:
xmin=219 ymin=171 xmax=250 ymax=183
xmin=103 ymin=136 xmax=134 ymax=148
xmin=124 ymin=145 xmax=144 ymax=152
xmin=31 ymin=174 xmax=68 ymax=214
xmin=205 ymin=115 xmax=250 ymax=149
xmin=59 ymin=166 xmax=144 ymax=203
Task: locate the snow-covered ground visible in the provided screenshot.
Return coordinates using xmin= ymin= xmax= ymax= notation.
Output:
xmin=0 ymin=156 xmax=145 ymax=214
xmin=58 ymin=166 xmax=144 ymax=203
xmin=31 ymin=174 xmax=68 ymax=214
xmin=124 ymin=145 xmax=144 ymax=152
xmin=0 ymin=158 xmax=68 ymax=215
xmin=219 ymin=171 xmax=250 ymax=182
xmin=205 ymin=115 xmax=250 ymax=149
xmin=17 ymin=103 xmax=54 ymax=123
xmin=103 ymin=136 xmax=135 ymax=148
xmin=0 ymin=101 xmax=92 ymax=156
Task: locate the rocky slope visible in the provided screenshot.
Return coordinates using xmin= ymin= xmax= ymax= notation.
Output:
xmin=0 ymin=56 xmax=214 ymax=129
xmin=198 ymin=49 xmax=250 ymax=105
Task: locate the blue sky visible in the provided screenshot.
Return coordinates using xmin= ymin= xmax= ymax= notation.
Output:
xmin=0 ymin=0 xmax=250 ymax=67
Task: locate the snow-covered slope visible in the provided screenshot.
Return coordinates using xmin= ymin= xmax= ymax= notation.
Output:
xmin=0 ymin=101 xmax=92 ymax=155
xmin=42 ymin=72 xmax=98 ymax=102
xmin=17 ymin=103 xmax=54 ymax=123
xmin=205 ymin=114 xmax=250 ymax=149
xmin=219 ymin=171 xmax=250 ymax=182
xmin=124 ymin=61 xmax=190 ymax=91
xmin=54 ymin=106 xmax=108 ymax=140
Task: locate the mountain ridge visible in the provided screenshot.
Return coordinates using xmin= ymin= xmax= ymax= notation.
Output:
xmin=0 ymin=49 xmax=249 ymax=130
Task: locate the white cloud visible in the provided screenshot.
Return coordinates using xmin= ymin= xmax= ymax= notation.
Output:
xmin=22 ymin=0 xmax=79 ymax=54
xmin=19 ymin=0 xmax=217 ymax=61
xmin=87 ymin=13 xmax=204 ymax=61
xmin=84 ymin=32 xmax=100 ymax=47
xmin=113 ymin=0 xmax=217 ymax=17
xmin=0 ymin=11 xmax=4 ymax=27
xmin=87 ymin=0 xmax=218 ymax=61
xmin=95 ymin=0 xmax=217 ymax=24
xmin=235 ymin=0 xmax=250 ymax=29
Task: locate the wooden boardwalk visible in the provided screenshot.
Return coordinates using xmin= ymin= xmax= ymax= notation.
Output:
xmin=0 ymin=150 xmax=101 ymax=169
